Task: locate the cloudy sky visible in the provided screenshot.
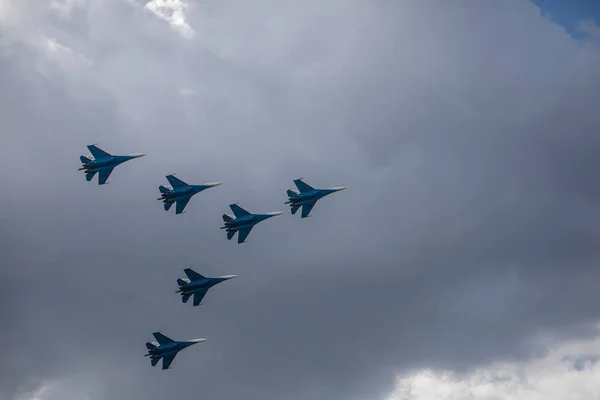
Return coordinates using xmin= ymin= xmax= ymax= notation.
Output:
xmin=2 ymin=1 xmax=600 ymax=399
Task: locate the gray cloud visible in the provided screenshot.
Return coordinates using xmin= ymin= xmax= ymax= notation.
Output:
xmin=2 ymin=1 xmax=600 ymax=399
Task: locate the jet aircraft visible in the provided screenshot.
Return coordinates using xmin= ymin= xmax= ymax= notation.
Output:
xmin=79 ymin=144 xmax=146 ymax=185
xmin=176 ymin=268 xmax=237 ymax=306
xmin=221 ymin=204 xmax=282 ymax=243
xmin=144 ymin=332 xmax=206 ymax=370
xmin=285 ymin=178 xmax=346 ymax=218
xmin=158 ymin=175 xmax=222 ymax=215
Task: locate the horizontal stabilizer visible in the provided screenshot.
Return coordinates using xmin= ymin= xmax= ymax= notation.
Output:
xmin=181 ymin=293 xmax=191 ymax=303
xmin=287 ymin=189 xmax=299 ymax=198
xmin=222 ymin=214 xmax=234 ymax=223
xmin=164 ymin=202 xmax=173 ymax=211
xmin=291 ymin=205 xmax=300 ymax=215
xmin=227 ymin=230 xmax=236 ymax=240
xmin=177 ymin=278 xmax=188 ymax=287
xmin=146 ymin=342 xmax=157 ymax=350
xmin=85 ymin=171 xmax=97 ymax=182
xmin=151 ymin=357 xmax=161 ymax=367
xmin=159 ymin=185 xmax=172 ymax=194
xmin=80 ymin=155 xmax=93 ymax=163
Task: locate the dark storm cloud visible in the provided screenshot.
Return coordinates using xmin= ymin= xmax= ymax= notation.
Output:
xmin=2 ymin=1 xmax=600 ymax=399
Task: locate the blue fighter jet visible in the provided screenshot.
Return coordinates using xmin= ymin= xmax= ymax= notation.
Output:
xmin=79 ymin=144 xmax=146 ymax=185
xmin=285 ymin=178 xmax=346 ymax=218
xmin=145 ymin=332 xmax=206 ymax=370
xmin=221 ymin=204 xmax=282 ymax=244
xmin=158 ymin=175 xmax=222 ymax=215
xmin=176 ymin=268 xmax=237 ymax=306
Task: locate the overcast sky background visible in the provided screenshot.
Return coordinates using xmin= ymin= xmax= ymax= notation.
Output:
xmin=1 ymin=1 xmax=600 ymax=399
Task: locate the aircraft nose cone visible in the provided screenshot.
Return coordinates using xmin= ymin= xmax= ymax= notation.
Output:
xmin=222 ymin=274 xmax=238 ymax=279
xmin=209 ymin=182 xmax=223 ymax=187
xmin=334 ymin=186 xmax=346 ymax=191
xmin=131 ymin=153 xmax=146 ymax=158
xmin=270 ymin=212 xmax=283 ymax=216
xmin=190 ymin=338 xmax=206 ymax=343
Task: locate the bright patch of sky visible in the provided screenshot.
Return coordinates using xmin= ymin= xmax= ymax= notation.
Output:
xmin=387 ymin=333 xmax=600 ymax=400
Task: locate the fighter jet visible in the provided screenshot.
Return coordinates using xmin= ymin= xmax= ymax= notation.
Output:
xmin=221 ymin=204 xmax=282 ymax=243
xmin=176 ymin=268 xmax=237 ymax=306
xmin=144 ymin=332 xmax=206 ymax=370
xmin=285 ymin=178 xmax=346 ymax=218
xmin=79 ymin=144 xmax=146 ymax=185
xmin=158 ymin=175 xmax=222 ymax=215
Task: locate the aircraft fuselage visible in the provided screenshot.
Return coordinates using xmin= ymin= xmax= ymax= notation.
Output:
xmin=146 ymin=341 xmax=198 ymax=357
xmin=287 ymin=189 xmax=338 ymax=205
xmin=80 ymin=155 xmax=140 ymax=172
xmin=160 ymin=186 xmax=205 ymax=200
xmin=177 ymin=277 xmax=230 ymax=293
xmin=221 ymin=215 xmax=272 ymax=232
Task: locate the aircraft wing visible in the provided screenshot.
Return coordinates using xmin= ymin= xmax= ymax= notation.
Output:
xmin=153 ymin=332 xmax=175 ymax=345
xmin=175 ymin=196 xmax=191 ymax=214
xmin=230 ymin=204 xmax=251 ymax=218
xmin=183 ymin=268 xmax=206 ymax=281
xmin=87 ymin=145 xmax=111 ymax=159
xmin=166 ymin=175 xmax=188 ymax=189
xmin=237 ymin=226 xmax=252 ymax=244
xmin=294 ymin=179 xmax=315 ymax=193
xmin=193 ymin=289 xmax=208 ymax=306
xmin=301 ymin=200 xmax=317 ymax=218
xmin=162 ymin=352 xmax=177 ymax=370
xmin=98 ymin=167 xmax=114 ymax=185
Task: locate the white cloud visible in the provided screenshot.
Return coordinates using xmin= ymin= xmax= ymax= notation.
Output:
xmin=40 ymin=34 xmax=92 ymax=67
xmin=0 ymin=0 xmax=19 ymax=27
xmin=178 ymin=87 xmax=196 ymax=97
xmin=15 ymin=379 xmax=93 ymax=400
xmin=144 ymin=0 xmax=194 ymax=39
xmin=50 ymin=0 xmax=89 ymax=18
xmin=387 ymin=334 xmax=600 ymax=400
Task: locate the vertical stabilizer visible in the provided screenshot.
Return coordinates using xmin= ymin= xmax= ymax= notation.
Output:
xmin=159 ymin=185 xmax=172 ymax=194
xmin=177 ymin=278 xmax=188 ymax=287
